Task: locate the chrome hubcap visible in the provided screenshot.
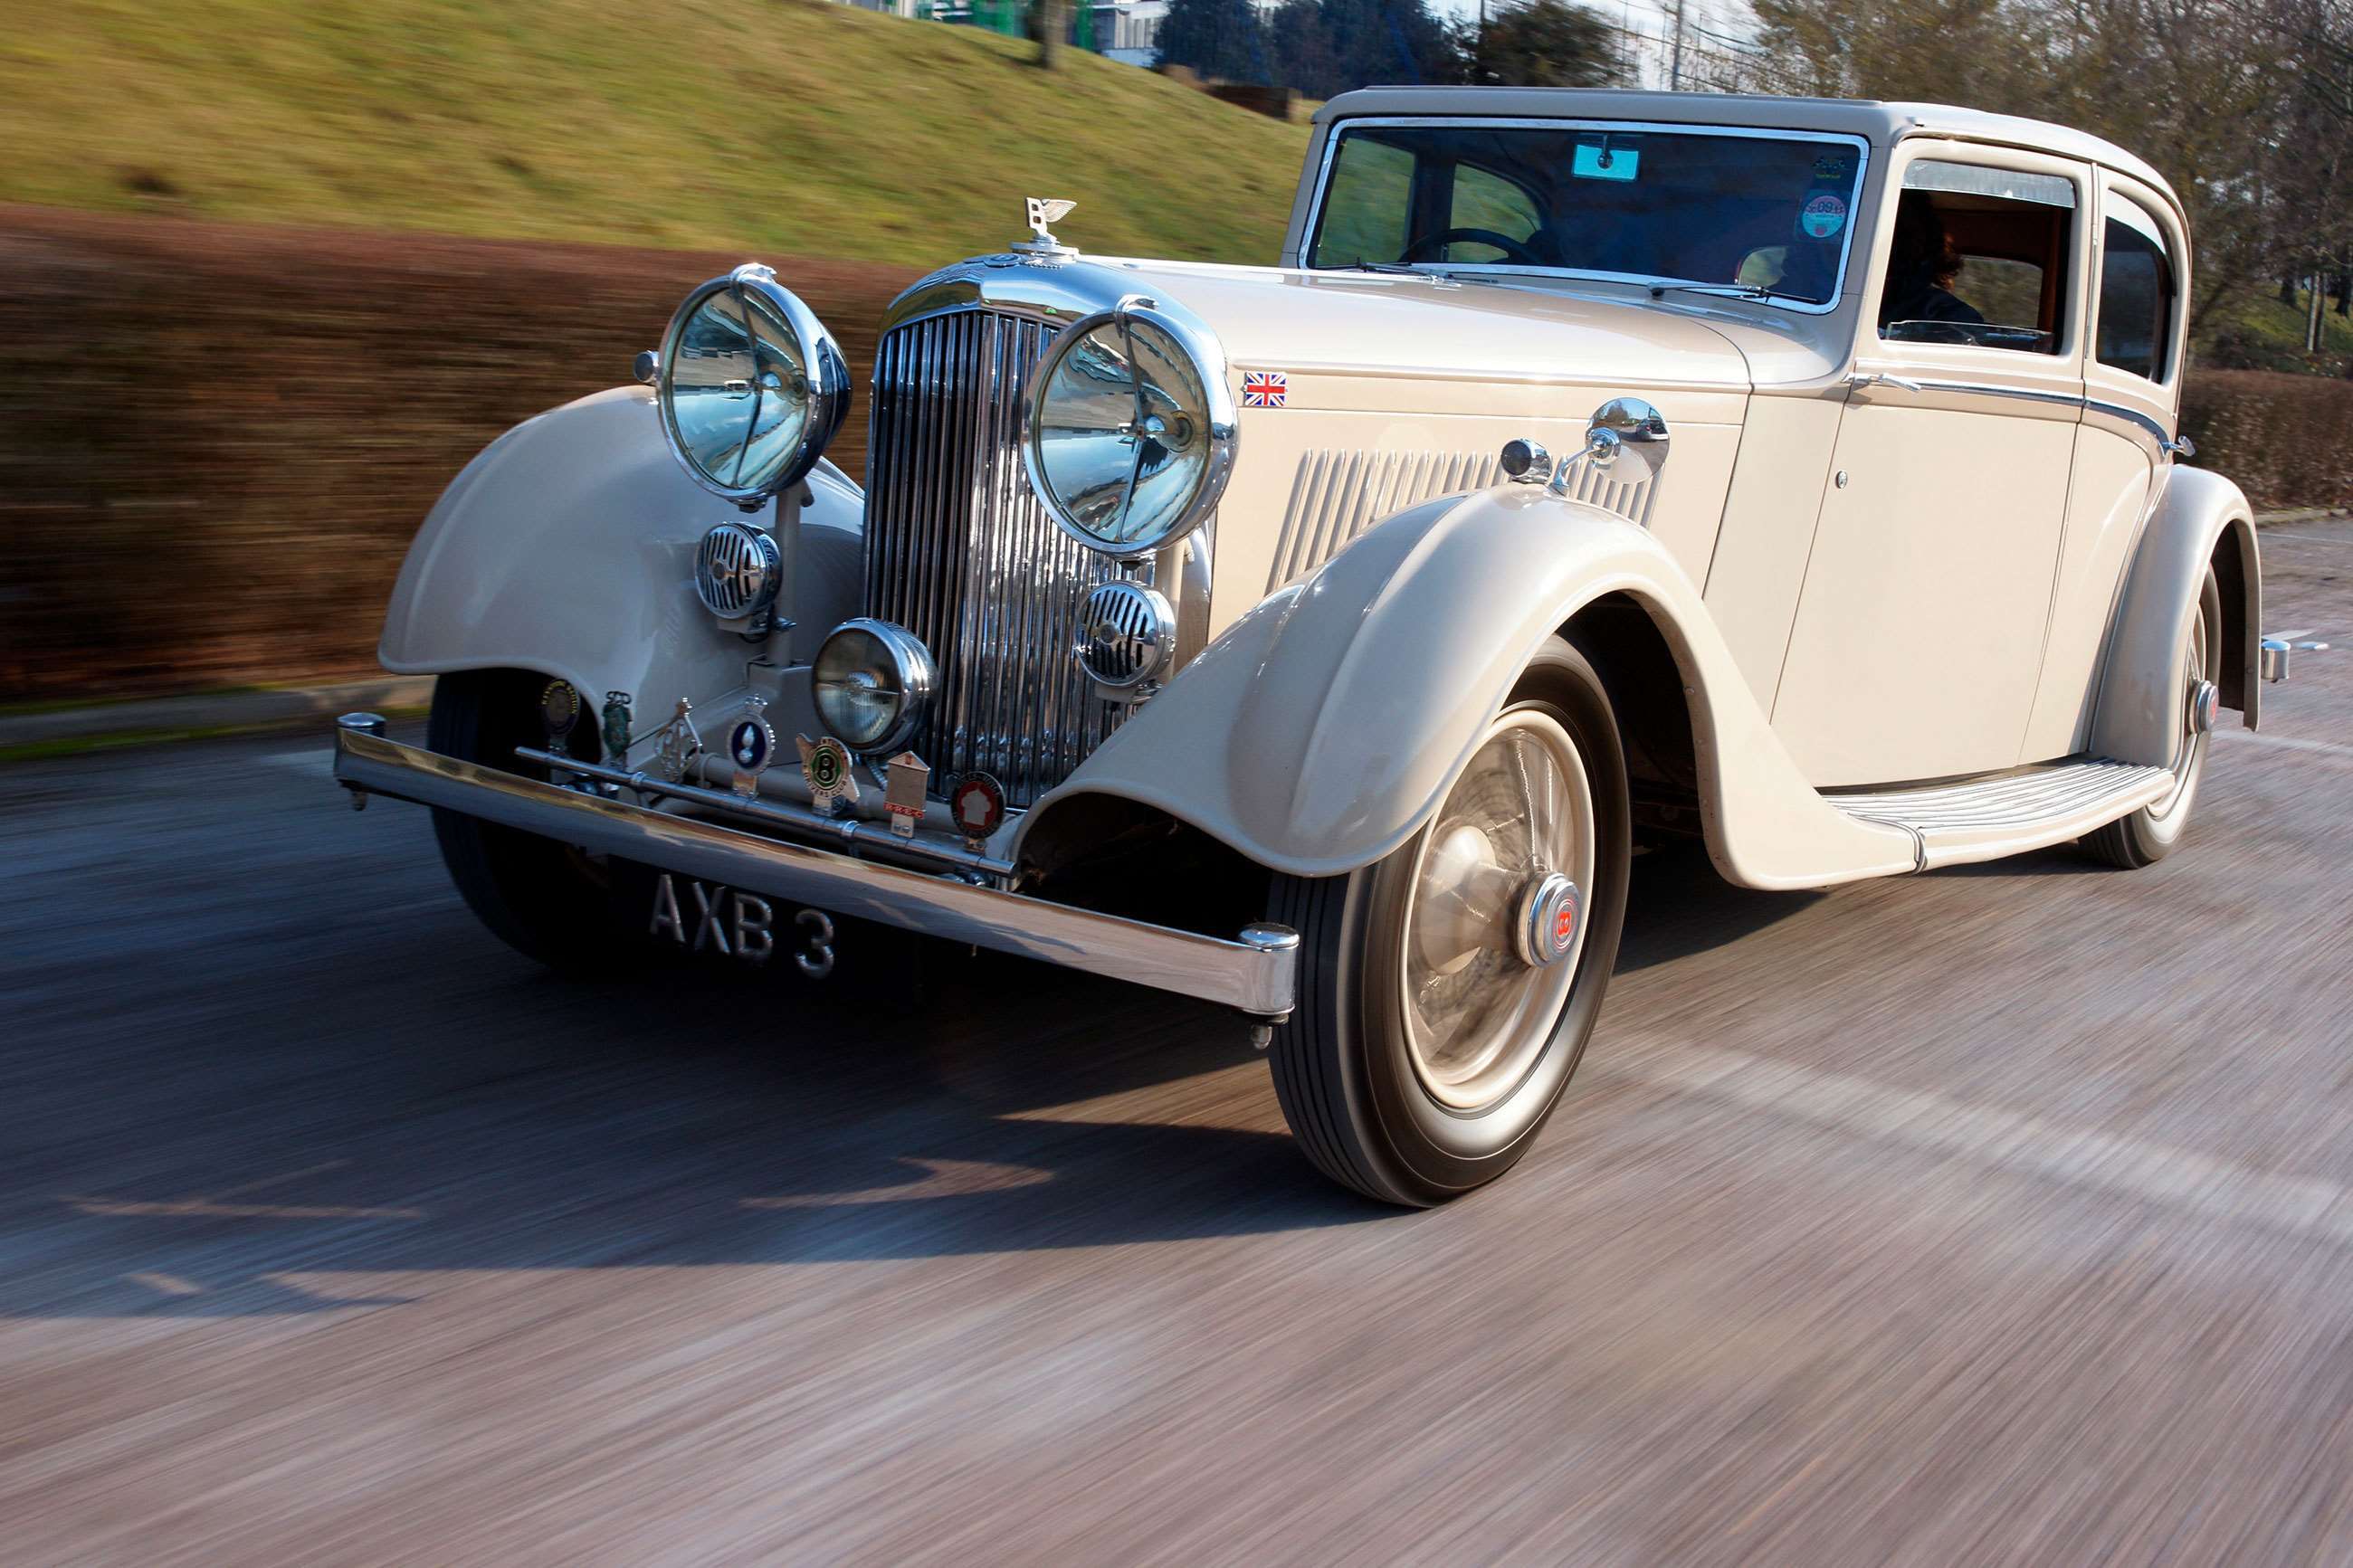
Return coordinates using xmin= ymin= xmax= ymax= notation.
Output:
xmin=1400 ymin=709 xmax=1595 ymax=1111
xmin=2188 ymin=679 xmax=2218 ymax=736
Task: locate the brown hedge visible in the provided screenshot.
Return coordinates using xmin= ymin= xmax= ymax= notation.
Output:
xmin=0 ymin=208 xmax=916 ymax=704
xmin=2179 ymin=369 xmax=2353 ymax=513
xmin=5 ymin=210 xmax=2344 ymax=705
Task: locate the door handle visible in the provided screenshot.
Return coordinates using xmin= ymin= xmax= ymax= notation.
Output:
xmin=1846 ymin=371 xmax=1924 ymax=393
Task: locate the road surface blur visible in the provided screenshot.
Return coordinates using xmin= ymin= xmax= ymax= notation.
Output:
xmin=3 ymin=521 xmax=2349 ymax=1563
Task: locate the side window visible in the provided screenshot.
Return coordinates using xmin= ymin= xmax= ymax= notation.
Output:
xmin=1880 ymin=160 xmax=2076 ymax=354
xmin=2097 ymin=196 xmax=2177 ymax=383
xmin=1441 ymin=163 xmax=1542 ymax=263
xmin=1310 ymin=137 xmax=1413 ymax=269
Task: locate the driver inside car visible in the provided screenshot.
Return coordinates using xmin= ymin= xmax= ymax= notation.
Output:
xmin=1878 ymin=191 xmax=1986 ymax=328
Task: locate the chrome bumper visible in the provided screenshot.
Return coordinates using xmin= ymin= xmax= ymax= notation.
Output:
xmin=331 ymin=720 xmax=1299 ymax=1018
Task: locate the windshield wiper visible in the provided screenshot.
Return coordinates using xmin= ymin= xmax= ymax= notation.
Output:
xmin=1649 ymin=281 xmax=1815 ymax=306
xmin=1329 ymin=259 xmax=1431 ymax=276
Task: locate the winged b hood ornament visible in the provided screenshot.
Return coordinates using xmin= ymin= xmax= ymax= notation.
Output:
xmin=1017 ymin=197 xmax=1078 ymax=255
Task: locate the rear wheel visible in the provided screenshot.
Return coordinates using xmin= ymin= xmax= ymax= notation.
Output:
xmin=2082 ymin=567 xmax=2221 ymax=870
xmin=427 ymin=669 xmax=642 ymax=971
xmin=1266 ymin=637 xmax=1631 ymax=1206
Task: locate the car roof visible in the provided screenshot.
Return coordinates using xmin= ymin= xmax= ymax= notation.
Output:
xmin=1314 ymin=88 xmax=2178 ymax=212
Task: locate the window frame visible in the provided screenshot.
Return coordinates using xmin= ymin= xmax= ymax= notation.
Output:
xmin=1299 ymin=116 xmax=1873 ymax=317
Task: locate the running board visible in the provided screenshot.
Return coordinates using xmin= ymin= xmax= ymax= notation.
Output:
xmin=1825 ymin=757 xmax=2174 ymax=871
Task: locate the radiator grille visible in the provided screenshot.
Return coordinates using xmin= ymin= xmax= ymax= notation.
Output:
xmin=863 ymin=309 xmax=1120 ymax=807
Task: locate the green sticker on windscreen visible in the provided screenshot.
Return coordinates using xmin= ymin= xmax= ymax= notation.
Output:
xmin=1572 ymin=141 xmax=1638 ymax=181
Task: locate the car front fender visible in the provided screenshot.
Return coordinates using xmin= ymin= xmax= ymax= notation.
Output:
xmin=2089 ymin=464 xmax=2261 ymax=765
xmin=377 ymin=385 xmax=864 ymax=725
xmin=1020 ymin=485 xmax=1917 ymax=890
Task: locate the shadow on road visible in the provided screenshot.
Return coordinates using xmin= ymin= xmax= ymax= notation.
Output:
xmin=5 ymin=832 xmax=1821 ymax=1321
xmin=5 ymin=922 xmax=1403 ymax=1318
xmin=1616 ymin=841 xmax=1824 ymax=970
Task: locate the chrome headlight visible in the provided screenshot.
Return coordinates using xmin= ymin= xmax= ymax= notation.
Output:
xmin=812 ymin=619 xmax=935 ymax=755
xmin=657 ymin=263 xmax=850 ymax=506
xmin=1023 ymin=297 xmax=1237 ymax=560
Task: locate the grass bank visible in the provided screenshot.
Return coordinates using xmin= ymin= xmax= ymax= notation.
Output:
xmin=0 ymin=0 xmax=1310 ymax=266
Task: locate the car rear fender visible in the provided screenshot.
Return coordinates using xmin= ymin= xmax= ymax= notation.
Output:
xmin=1019 ymin=485 xmax=1918 ymax=890
xmin=2089 ymin=464 xmax=2261 ymax=765
xmin=376 ymin=385 xmax=864 ymax=727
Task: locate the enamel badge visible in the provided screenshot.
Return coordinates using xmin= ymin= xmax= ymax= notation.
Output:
xmin=796 ymin=733 xmax=860 ymax=813
xmin=948 ymin=772 xmax=1005 ymax=848
xmin=727 ymin=696 xmax=776 ymax=797
xmin=601 ymin=691 xmax=633 ymax=764
xmin=653 ymin=698 xmax=702 ymax=783
xmin=884 ymin=752 xmax=930 ymax=839
xmin=540 ymin=680 xmax=581 ymax=746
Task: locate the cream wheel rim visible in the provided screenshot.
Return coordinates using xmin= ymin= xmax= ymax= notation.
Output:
xmin=1398 ymin=708 xmax=1596 ymax=1112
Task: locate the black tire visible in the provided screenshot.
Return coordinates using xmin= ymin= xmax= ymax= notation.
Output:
xmin=1266 ymin=636 xmax=1632 ymax=1206
xmin=427 ymin=669 xmax=642 ymax=971
xmin=2082 ymin=567 xmax=2221 ymax=870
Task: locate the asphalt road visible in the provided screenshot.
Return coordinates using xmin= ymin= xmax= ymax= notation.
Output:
xmin=5 ymin=521 xmax=2350 ymax=1565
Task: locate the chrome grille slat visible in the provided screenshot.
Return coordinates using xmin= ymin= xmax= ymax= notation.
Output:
xmin=864 ymin=308 xmax=1119 ymax=807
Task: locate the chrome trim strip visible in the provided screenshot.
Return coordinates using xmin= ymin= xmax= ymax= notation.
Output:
xmin=1299 ymin=117 xmax=1872 ymax=316
xmin=336 ymin=728 xmax=1298 ymax=1017
xmin=1872 ymin=378 xmax=2083 ymax=408
xmin=2084 ymin=397 xmax=2181 ymax=449
xmin=1853 ymin=379 xmax=2184 ymax=450
xmin=880 ymin=260 xmax=1148 ymax=337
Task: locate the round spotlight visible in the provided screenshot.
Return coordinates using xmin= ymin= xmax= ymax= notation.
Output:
xmin=1023 ymin=297 xmax=1237 ymax=561
xmin=657 ymin=263 xmax=850 ymax=507
xmin=811 ymin=619 xmax=935 ymax=755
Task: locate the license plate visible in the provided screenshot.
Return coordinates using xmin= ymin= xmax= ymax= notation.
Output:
xmin=646 ymin=873 xmax=833 ymax=975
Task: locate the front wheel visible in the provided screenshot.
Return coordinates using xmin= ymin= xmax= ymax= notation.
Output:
xmin=1266 ymin=636 xmax=1632 ymax=1206
xmin=428 ymin=668 xmax=643 ymax=971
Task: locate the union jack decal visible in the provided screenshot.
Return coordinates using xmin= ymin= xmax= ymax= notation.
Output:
xmin=1242 ymin=370 xmax=1288 ymax=408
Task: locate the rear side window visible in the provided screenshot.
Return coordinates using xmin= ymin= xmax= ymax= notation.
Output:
xmin=2097 ymin=195 xmax=2177 ymax=383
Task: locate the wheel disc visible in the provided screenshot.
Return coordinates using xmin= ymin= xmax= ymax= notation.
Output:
xmin=2148 ymin=598 xmax=2212 ymax=825
xmin=1397 ymin=708 xmax=1595 ymax=1111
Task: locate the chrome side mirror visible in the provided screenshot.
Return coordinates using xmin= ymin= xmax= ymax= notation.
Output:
xmin=1579 ymin=397 xmax=1669 ymax=485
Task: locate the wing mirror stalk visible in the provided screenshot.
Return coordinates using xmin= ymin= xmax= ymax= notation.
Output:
xmin=1500 ymin=397 xmax=1671 ymax=493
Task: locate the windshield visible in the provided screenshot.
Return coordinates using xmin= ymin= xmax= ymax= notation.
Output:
xmin=1307 ymin=119 xmax=1870 ymax=308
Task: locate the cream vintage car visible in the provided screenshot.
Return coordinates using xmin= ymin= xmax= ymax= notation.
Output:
xmin=334 ymin=88 xmax=2274 ymax=1206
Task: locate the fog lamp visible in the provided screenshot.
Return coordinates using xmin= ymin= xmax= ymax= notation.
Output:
xmin=812 ymin=619 xmax=935 ymax=755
